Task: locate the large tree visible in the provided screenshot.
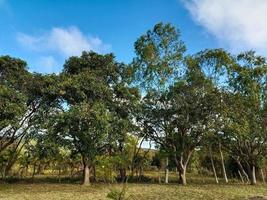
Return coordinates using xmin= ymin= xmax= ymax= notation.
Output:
xmin=143 ymin=57 xmax=219 ymax=185
xmin=50 ymin=51 xmax=139 ymax=185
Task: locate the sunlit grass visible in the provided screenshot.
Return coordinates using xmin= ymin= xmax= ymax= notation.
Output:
xmin=0 ymin=181 xmax=266 ymax=200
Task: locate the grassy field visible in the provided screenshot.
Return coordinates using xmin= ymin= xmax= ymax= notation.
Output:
xmin=0 ymin=182 xmax=266 ymax=200
xmin=0 ymin=172 xmax=266 ymax=200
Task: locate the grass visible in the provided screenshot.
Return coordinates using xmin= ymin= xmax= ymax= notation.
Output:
xmin=0 ymin=173 xmax=266 ymax=200
xmin=0 ymin=182 xmax=266 ymax=200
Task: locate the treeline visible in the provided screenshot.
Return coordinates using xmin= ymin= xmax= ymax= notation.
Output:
xmin=0 ymin=23 xmax=266 ymax=185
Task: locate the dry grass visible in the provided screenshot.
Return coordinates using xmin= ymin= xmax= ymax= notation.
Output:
xmin=0 ymin=182 xmax=266 ymax=200
xmin=0 ymin=172 xmax=266 ymax=200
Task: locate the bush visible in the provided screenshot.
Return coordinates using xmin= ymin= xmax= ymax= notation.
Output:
xmin=107 ymin=184 xmax=133 ymax=200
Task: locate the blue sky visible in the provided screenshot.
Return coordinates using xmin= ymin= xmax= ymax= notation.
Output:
xmin=0 ymin=0 xmax=266 ymax=74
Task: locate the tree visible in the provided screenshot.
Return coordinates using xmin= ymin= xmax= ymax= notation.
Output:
xmin=0 ymin=56 xmax=29 ymax=153
xmin=50 ymin=51 xmax=132 ymax=185
xmin=130 ymin=23 xmax=187 ymax=183
xmin=143 ymin=57 xmax=219 ymax=185
xmin=197 ymin=50 xmax=267 ymax=185
xmin=132 ymin=22 xmax=186 ymax=91
xmin=52 ymin=102 xmax=110 ymax=185
xmin=108 ymin=74 xmax=141 ymax=182
xmin=0 ymin=56 xmax=59 ymax=158
xmin=223 ymin=52 xmax=267 ymax=185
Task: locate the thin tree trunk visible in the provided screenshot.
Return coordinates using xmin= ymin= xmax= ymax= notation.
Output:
xmin=36 ymin=164 xmax=42 ymax=175
xmin=70 ymin=165 xmax=74 ymax=178
xmin=165 ymin=157 xmax=169 ymax=184
xmin=31 ymin=163 xmax=36 ymax=180
xmin=251 ymin=165 xmax=257 ymax=185
xmin=58 ymin=167 xmax=61 ymax=183
xmin=219 ymin=143 xmax=228 ymax=183
xmin=238 ymin=170 xmax=244 ymax=183
xmin=260 ymin=169 xmax=265 ymax=184
xmin=26 ymin=165 xmax=28 ymax=177
xmin=158 ymin=168 xmax=161 ymax=184
xmin=2 ymin=165 xmax=6 ymax=180
xmin=209 ymin=147 xmax=219 ymax=184
xmin=236 ymin=159 xmax=249 ymax=183
xmin=140 ymin=166 xmax=144 ymax=177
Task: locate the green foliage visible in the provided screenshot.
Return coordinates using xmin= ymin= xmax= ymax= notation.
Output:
xmin=0 ymin=85 xmax=26 ymax=129
xmin=132 ymin=22 xmax=186 ymax=90
xmin=0 ymin=56 xmax=29 ymax=130
xmin=1 ymin=22 xmax=267 ymax=187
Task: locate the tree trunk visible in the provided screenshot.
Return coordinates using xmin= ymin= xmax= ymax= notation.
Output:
xmin=260 ymin=169 xmax=265 ymax=184
xmin=31 ymin=163 xmax=36 ymax=180
xmin=178 ymin=167 xmax=187 ymax=185
xmin=209 ymin=147 xmax=219 ymax=184
xmin=236 ymin=159 xmax=249 ymax=183
xmin=238 ymin=170 xmax=244 ymax=183
xmin=58 ymin=167 xmax=61 ymax=183
xmin=2 ymin=165 xmax=7 ymax=179
xmin=248 ymin=164 xmax=257 ymax=185
xmin=251 ymin=165 xmax=257 ymax=185
xmin=36 ymin=164 xmax=42 ymax=175
xmin=83 ymin=163 xmax=90 ymax=185
xmin=158 ymin=168 xmax=161 ymax=184
xmin=219 ymin=143 xmax=228 ymax=183
xmin=174 ymin=152 xmax=193 ymax=186
xmin=25 ymin=165 xmax=28 ymax=177
xmin=70 ymin=165 xmax=74 ymax=178
xmin=119 ymin=168 xmax=127 ymax=182
xmin=130 ymin=164 xmax=134 ymax=177
xmin=5 ymin=155 xmax=19 ymax=176
xmin=165 ymin=157 xmax=169 ymax=184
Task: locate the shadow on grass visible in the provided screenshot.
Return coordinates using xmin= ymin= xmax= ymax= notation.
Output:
xmin=0 ymin=176 xmax=82 ymax=184
xmin=0 ymin=174 xmax=261 ymax=187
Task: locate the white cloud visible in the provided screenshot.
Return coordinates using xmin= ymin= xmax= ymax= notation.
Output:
xmin=17 ymin=26 xmax=111 ymax=57
xmin=38 ymin=56 xmax=59 ymax=73
xmin=184 ymin=0 xmax=267 ymax=54
xmin=16 ymin=33 xmax=43 ymax=51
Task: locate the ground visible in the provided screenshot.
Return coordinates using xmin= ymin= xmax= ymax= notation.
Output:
xmin=0 ymin=182 xmax=266 ymax=200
